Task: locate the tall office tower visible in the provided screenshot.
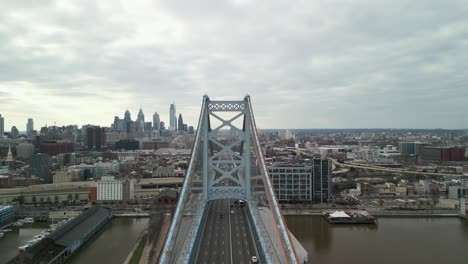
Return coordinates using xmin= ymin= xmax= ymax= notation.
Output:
xmin=188 ymin=126 xmax=194 ymax=135
xmin=85 ymin=126 xmax=107 ymax=151
xmin=26 ymin=118 xmax=34 ymax=136
xmin=153 ymin=112 xmax=160 ymax=130
xmin=169 ymin=104 xmax=177 ymax=130
xmin=312 ymin=158 xmax=332 ymax=203
xmin=124 ymin=110 xmax=132 ymax=122
xmin=178 ymin=114 xmax=184 ymax=131
xmin=137 ymin=107 xmax=145 ymax=123
xmin=160 ymin=121 xmax=166 ymax=130
xmin=10 ymin=126 xmax=19 ymax=138
xmin=32 ymin=153 xmax=51 ymax=183
xmin=0 ymin=114 xmax=4 ymax=136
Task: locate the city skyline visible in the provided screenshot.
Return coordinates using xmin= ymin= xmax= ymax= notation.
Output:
xmin=1 ymin=1 xmax=468 ymax=130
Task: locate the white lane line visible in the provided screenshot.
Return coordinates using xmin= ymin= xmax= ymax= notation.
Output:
xmin=228 ymin=199 xmax=233 ymax=264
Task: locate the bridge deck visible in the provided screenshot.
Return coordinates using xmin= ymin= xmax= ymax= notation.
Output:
xmin=195 ymin=199 xmax=260 ymax=264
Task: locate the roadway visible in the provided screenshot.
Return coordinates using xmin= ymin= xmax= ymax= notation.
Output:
xmin=285 ymin=148 xmax=464 ymax=177
xmin=195 ymin=198 xmax=259 ymax=264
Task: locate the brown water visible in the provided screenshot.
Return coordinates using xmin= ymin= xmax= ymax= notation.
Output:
xmin=67 ymin=217 xmax=148 ymax=264
xmin=0 ymin=222 xmax=49 ymax=263
xmin=285 ymin=216 xmax=468 ymax=264
xmin=0 ymin=218 xmax=148 ymax=264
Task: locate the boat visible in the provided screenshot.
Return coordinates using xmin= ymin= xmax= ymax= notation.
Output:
xmin=11 ymin=221 xmax=24 ymax=227
xmin=322 ymin=210 xmax=378 ymax=225
xmin=21 ymin=217 xmax=35 ymax=224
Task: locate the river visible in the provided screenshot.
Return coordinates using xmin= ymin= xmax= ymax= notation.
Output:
xmin=285 ymin=216 xmax=468 ymax=264
xmin=0 ymin=218 xmax=148 ymax=264
xmin=2 ymin=216 xmax=467 ymax=264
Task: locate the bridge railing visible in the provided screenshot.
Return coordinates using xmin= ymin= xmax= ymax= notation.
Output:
xmin=246 ymin=96 xmax=299 ymax=264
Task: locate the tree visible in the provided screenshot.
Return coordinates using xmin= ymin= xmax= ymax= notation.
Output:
xmin=54 ymin=195 xmax=59 ymax=203
xmin=31 ymin=196 xmax=37 ymax=204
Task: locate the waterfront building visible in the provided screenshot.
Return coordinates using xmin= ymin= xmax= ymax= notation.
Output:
xmin=269 ymin=158 xmax=332 ymax=203
xmin=26 ymin=118 xmax=34 ymax=136
xmin=0 ymin=205 xmax=14 ymax=225
xmin=153 ymin=112 xmax=160 ymax=130
xmin=48 ymin=210 xmax=82 ymax=221
xmin=169 ymin=104 xmax=177 ymax=130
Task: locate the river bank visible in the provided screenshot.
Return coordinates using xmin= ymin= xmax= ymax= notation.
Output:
xmin=282 ymin=208 xmax=459 ymax=217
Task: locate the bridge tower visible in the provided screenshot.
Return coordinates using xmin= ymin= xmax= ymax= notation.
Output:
xmin=160 ymin=96 xmax=299 ymax=263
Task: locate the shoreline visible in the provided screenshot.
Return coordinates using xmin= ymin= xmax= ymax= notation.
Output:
xmin=282 ymin=208 xmax=460 ymax=217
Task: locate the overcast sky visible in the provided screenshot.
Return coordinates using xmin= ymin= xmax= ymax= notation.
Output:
xmin=1 ymin=0 xmax=467 ymax=130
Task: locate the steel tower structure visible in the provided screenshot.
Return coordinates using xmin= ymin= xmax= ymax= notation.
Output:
xmin=160 ymin=95 xmax=300 ymax=263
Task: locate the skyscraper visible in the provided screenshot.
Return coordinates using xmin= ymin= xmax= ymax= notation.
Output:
xmin=124 ymin=110 xmax=131 ymax=122
xmin=10 ymin=126 xmax=19 ymax=139
xmin=0 ymin=114 xmax=4 ymax=136
xmin=178 ymin=114 xmax=184 ymax=131
xmin=27 ymin=118 xmax=34 ymax=136
xmin=169 ymin=104 xmax=176 ymax=130
xmin=153 ymin=112 xmax=160 ymax=130
xmin=137 ymin=107 xmax=145 ymax=123
xmin=85 ymin=126 xmax=107 ymax=151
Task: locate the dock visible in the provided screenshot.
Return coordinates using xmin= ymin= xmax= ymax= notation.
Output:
xmin=6 ymin=207 xmax=112 ymax=264
xmin=322 ymin=210 xmax=378 ymax=225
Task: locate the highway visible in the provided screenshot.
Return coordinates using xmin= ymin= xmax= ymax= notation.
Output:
xmin=283 ymin=147 xmax=464 ymax=177
xmin=195 ymin=199 xmax=260 ymax=264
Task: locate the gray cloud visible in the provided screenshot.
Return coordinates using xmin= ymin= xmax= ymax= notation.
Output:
xmin=0 ymin=0 xmax=467 ymax=130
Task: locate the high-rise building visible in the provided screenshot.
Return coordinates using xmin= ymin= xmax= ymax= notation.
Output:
xmin=32 ymin=153 xmax=51 ymax=183
xmin=178 ymin=114 xmax=184 ymax=131
xmin=160 ymin=121 xmax=166 ymax=130
xmin=0 ymin=114 xmax=4 ymax=136
xmin=27 ymin=118 xmax=34 ymax=136
xmin=85 ymin=126 xmax=107 ymax=151
xmin=188 ymin=126 xmax=194 ymax=134
xmin=137 ymin=107 xmax=145 ymax=123
xmin=10 ymin=126 xmax=19 ymax=139
xmin=169 ymin=104 xmax=176 ymax=130
xmin=269 ymin=158 xmax=332 ymax=203
xmin=153 ymin=112 xmax=160 ymax=130
xmin=124 ymin=110 xmax=131 ymax=122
